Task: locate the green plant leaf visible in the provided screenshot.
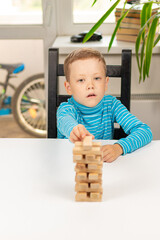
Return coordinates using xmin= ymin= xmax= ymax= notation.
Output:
xmin=146 ymin=2 xmax=153 ymax=28
xmin=92 ymin=0 xmax=98 ymax=7
xmin=138 ymin=2 xmax=152 ymax=82
xmin=83 ymin=0 xmax=121 ymax=43
xmin=121 ymin=0 xmax=127 ymax=15
xmin=139 ymin=38 xmax=146 ymax=83
xmin=154 ymin=33 xmax=160 ymax=47
xmin=141 ymin=3 xmax=149 ymax=39
xmin=108 ymin=5 xmax=134 ymax=51
xmin=143 ymin=58 xmax=146 ymax=82
xmin=136 ymin=11 xmax=159 ymax=81
xmin=141 ymin=3 xmax=149 ymax=27
xmin=135 ymin=23 xmax=146 ymax=72
xmin=145 ymin=16 xmax=159 ymax=77
xmin=135 ymin=35 xmax=142 ymax=71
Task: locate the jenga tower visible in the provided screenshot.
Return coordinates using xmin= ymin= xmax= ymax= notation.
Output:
xmin=73 ymin=136 xmax=103 ymax=202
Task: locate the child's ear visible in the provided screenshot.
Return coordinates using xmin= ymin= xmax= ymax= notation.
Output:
xmin=105 ymin=77 xmax=109 ymax=91
xmin=64 ymin=81 xmax=72 ymax=95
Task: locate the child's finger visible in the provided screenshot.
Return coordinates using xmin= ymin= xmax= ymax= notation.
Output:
xmin=90 ymin=133 xmax=95 ymax=140
xmin=70 ymin=131 xmax=80 ymax=142
xmin=70 ymin=127 xmax=81 ymax=142
xmin=72 ymin=125 xmax=81 ymax=139
xmin=78 ymin=125 xmax=89 ymax=139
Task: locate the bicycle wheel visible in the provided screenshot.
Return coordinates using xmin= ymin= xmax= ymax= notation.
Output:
xmin=12 ymin=73 xmax=47 ymax=137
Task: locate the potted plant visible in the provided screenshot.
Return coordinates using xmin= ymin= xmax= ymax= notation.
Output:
xmin=83 ymin=0 xmax=160 ymax=82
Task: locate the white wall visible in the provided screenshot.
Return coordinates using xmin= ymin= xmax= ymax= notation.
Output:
xmin=131 ymin=100 xmax=160 ymax=140
xmin=0 ymin=39 xmax=44 ymax=95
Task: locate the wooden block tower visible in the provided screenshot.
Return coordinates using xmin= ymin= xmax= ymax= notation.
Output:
xmin=73 ymin=136 xmax=103 ymax=202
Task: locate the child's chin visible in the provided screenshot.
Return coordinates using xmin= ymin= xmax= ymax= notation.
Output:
xmin=85 ymin=98 xmax=100 ymax=107
xmin=85 ymin=102 xmax=98 ymax=108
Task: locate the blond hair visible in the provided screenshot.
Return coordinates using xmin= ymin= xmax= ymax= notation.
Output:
xmin=64 ymin=48 xmax=107 ymax=81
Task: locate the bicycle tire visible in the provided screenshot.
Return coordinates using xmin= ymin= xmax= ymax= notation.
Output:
xmin=12 ymin=73 xmax=47 ymax=138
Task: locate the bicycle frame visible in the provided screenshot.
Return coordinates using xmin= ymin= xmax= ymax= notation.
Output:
xmin=0 ymin=63 xmax=24 ymax=109
xmin=0 ymin=71 xmax=16 ymax=108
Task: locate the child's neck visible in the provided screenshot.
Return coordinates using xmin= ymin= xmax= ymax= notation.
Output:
xmin=70 ymin=96 xmax=104 ymax=114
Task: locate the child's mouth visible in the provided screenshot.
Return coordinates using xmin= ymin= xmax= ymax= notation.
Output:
xmin=87 ymin=93 xmax=96 ymax=98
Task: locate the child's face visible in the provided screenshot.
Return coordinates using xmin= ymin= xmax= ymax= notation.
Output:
xmin=64 ymin=58 xmax=109 ymax=107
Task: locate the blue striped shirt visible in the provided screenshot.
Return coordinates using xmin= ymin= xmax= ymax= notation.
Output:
xmin=57 ymin=95 xmax=152 ymax=155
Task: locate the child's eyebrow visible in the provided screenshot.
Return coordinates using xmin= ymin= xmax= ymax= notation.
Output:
xmin=77 ymin=74 xmax=86 ymax=77
xmin=79 ymin=72 xmax=101 ymax=75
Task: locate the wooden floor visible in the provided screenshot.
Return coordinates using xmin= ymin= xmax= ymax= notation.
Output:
xmin=0 ymin=115 xmax=36 ymax=138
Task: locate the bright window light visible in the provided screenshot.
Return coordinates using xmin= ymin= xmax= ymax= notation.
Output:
xmin=0 ymin=0 xmax=42 ymax=25
xmin=73 ymin=0 xmax=117 ymax=23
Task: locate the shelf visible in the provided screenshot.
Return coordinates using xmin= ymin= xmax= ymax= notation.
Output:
xmin=51 ymin=35 xmax=160 ymax=55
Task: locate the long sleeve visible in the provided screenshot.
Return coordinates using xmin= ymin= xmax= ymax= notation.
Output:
xmin=111 ymin=98 xmax=153 ymax=155
xmin=57 ymin=102 xmax=78 ymax=138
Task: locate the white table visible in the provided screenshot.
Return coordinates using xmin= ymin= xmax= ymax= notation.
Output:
xmin=0 ymin=139 xmax=160 ymax=240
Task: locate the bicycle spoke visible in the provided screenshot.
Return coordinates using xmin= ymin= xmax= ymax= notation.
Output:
xmin=12 ymin=75 xmax=46 ymax=137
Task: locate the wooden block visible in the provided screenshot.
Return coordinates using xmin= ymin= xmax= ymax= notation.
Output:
xmin=75 ymin=164 xmax=102 ymax=173
xmin=73 ymin=155 xmax=83 ymax=162
xmin=92 ymin=147 xmax=101 ymax=153
xmin=75 ymin=192 xmax=102 ymax=202
xmin=83 ymin=136 xmax=92 ymax=150
xmin=86 ymin=154 xmax=95 ymax=160
xmin=75 ymin=163 xmax=86 ymax=170
xmin=73 ymin=147 xmax=102 ymax=156
xmin=76 ymin=172 xmax=87 ymax=181
xmin=75 ymin=192 xmax=87 ymax=201
xmin=93 ymin=142 xmax=101 ymax=147
xmin=76 ymin=173 xmax=102 ymax=183
xmin=75 ymin=183 xmax=88 ymax=191
xmin=75 ymin=141 xmax=82 ymax=147
xmin=75 ymin=183 xmax=102 ymax=192
xmin=88 ymin=173 xmax=99 ymax=180
xmin=73 ymin=157 xmax=103 ymax=165
xmin=85 ymin=154 xmax=102 ymax=163
xmin=89 ymin=184 xmax=103 ymax=193
xmin=87 ymin=163 xmax=102 ymax=170
xmin=73 ymin=158 xmax=101 ymax=164
xmin=73 ymin=147 xmax=82 ymax=153
xmin=73 ymin=155 xmax=102 ymax=164
xmin=90 ymin=192 xmax=102 ymax=200
xmin=96 ymin=156 xmax=102 ymax=161
xmin=90 ymin=183 xmax=101 ymax=190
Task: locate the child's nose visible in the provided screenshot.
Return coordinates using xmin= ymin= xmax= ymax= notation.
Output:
xmin=87 ymin=80 xmax=94 ymax=89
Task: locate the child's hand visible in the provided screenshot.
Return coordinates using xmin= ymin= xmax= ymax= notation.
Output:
xmin=70 ymin=124 xmax=94 ymax=143
xmin=101 ymin=144 xmax=123 ymax=163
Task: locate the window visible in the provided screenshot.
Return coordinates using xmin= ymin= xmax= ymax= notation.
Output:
xmin=56 ymin=0 xmax=125 ymax=35
xmin=0 ymin=0 xmax=42 ymax=25
xmin=73 ymin=0 xmax=116 ymax=24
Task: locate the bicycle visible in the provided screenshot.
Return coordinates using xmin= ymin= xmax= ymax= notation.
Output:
xmin=0 ymin=62 xmax=46 ymax=137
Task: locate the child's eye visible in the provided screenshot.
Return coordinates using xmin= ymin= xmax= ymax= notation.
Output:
xmin=77 ymin=79 xmax=84 ymax=82
xmin=94 ymin=77 xmax=101 ymax=80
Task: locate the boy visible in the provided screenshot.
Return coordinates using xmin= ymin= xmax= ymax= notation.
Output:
xmin=57 ymin=48 xmax=152 ymax=162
